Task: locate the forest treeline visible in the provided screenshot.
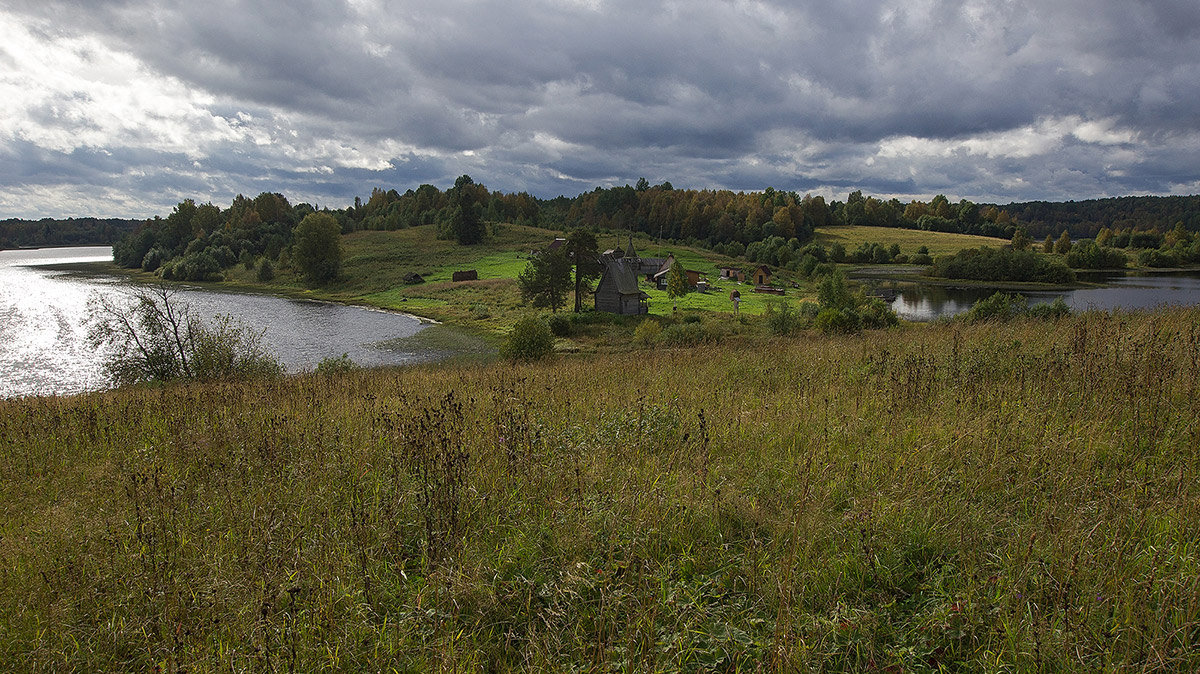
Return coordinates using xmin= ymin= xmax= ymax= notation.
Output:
xmin=320 ymin=182 xmax=1200 ymax=250
xmin=0 ymin=217 xmax=141 ymax=249
xmin=14 ymin=183 xmax=1200 ymax=256
xmin=110 ymin=176 xmax=514 ymax=282
xmin=106 ymin=176 xmax=1200 ymax=283
xmin=1005 ymin=195 xmax=1200 ymax=240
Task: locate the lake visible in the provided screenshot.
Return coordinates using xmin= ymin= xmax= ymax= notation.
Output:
xmin=1 ymin=246 xmax=442 ymax=398
xmin=862 ymin=270 xmax=1200 ymax=321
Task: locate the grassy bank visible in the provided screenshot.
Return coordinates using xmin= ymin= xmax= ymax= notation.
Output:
xmin=3 ymin=308 xmax=1199 ymax=670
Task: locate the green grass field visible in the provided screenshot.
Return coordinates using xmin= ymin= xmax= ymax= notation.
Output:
xmin=3 ymin=308 xmax=1198 ymax=670
xmin=814 ymin=225 xmax=1007 ymax=257
xmin=198 ymin=222 xmax=1017 ymax=339
xmin=317 ymin=225 xmax=807 ymax=328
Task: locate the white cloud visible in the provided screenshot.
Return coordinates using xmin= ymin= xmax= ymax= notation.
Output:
xmin=3 ymin=0 xmax=1200 ymax=217
xmin=0 ymin=12 xmax=241 ymax=158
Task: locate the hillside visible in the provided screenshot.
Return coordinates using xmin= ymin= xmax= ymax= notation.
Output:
xmin=813 ymin=225 xmax=1005 ymax=257
xmin=2 ymin=308 xmax=1197 ymax=670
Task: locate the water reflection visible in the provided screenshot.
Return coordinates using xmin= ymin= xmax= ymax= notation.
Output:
xmin=1 ymin=246 xmax=435 ymax=398
xmin=869 ymin=271 xmax=1200 ymax=321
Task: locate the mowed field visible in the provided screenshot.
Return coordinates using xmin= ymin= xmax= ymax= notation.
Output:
xmin=814 ymin=225 xmax=1007 ymax=257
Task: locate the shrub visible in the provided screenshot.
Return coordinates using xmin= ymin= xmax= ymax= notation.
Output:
xmin=87 ymin=286 xmax=282 ymax=385
xmin=315 ymin=353 xmax=359 ymax=375
xmin=546 ymin=313 xmax=572 ymax=337
xmin=501 ymin=316 xmax=555 ymax=361
xmin=1138 ymin=249 xmax=1177 ymax=268
xmin=765 ymin=300 xmax=801 ymax=335
xmin=962 ymin=292 xmax=1028 ymax=323
xmin=633 ymin=319 xmax=662 ymax=346
xmin=813 ymin=269 xmax=898 ymax=333
xmin=660 ymin=322 xmax=711 ymax=347
xmin=817 ymin=271 xmax=855 ymax=311
xmin=815 ymin=307 xmax=860 ymax=334
xmin=962 ymin=292 xmax=1072 ymax=323
xmin=190 ymin=315 xmax=283 ymax=380
xmin=173 ymin=251 xmax=222 ymax=281
xmin=1028 ymin=297 xmax=1071 ymax=320
xmin=256 ymin=258 xmax=275 ymax=282
xmin=1067 ymin=240 xmax=1127 ymax=269
xmin=927 ymin=246 xmax=1075 ymax=284
xmin=141 ymin=247 xmax=167 ymax=272
xmin=797 ymin=254 xmax=819 ymax=277
xmin=814 ymin=262 xmax=837 ymax=277
xmin=858 ymin=297 xmax=899 ymax=329
xmin=829 ymin=243 xmax=847 ymax=262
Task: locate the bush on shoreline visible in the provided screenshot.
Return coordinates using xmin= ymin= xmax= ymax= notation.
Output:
xmin=927 ymin=246 xmax=1076 ymax=284
xmin=962 ymin=291 xmax=1071 ymax=323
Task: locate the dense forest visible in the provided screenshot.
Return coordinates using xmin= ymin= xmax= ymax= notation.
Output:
xmin=1003 ymin=195 xmax=1200 ymax=240
xmin=536 ymin=184 xmax=1020 ymax=249
xmin=0 ymin=217 xmax=142 ymax=249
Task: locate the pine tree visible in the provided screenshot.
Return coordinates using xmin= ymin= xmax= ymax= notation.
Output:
xmin=1054 ymin=231 xmax=1072 ymax=255
xmin=518 ymin=250 xmax=572 ymax=312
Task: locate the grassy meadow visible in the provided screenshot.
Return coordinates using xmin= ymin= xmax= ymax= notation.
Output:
xmin=3 ymin=307 xmax=1199 ymax=671
xmin=209 ymin=223 xmax=1022 ymax=334
xmin=813 ymin=225 xmax=1006 ymax=257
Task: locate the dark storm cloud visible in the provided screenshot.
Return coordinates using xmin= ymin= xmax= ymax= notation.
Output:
xmin=4 ymin=0 xmax=1200 ymax=217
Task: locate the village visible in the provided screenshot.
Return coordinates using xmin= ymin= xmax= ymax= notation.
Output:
xmin=427 ymin=233 xmax=784 ymax=319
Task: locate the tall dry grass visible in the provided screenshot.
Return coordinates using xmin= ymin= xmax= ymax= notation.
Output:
xmin=1 ymin=308 xmax=1198 ymax=671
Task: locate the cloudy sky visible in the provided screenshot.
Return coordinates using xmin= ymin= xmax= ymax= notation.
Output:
xmin=3 ymin=0 xmax=1200 ymax=219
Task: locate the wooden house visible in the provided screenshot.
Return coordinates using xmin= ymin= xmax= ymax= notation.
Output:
xmin=653 ymin=255 xmax=703 ymax=290
xmin=751 ymin=265 xmax=771 ymax=285
xmin=718 ymin=267 xmax=744 ymax=282
xmin=594 ymin=255 xmax=649 ymax=315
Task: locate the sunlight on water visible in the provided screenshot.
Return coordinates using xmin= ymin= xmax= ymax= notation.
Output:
xmin=1 ymin=247 xmax=436 ymax=398
xmin=0 ymin=247 xmax=116 ymax=397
